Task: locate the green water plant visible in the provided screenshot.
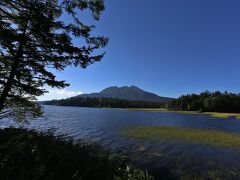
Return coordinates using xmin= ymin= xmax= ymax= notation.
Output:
xmin=125 ymin=126 xmax=240 ymax=148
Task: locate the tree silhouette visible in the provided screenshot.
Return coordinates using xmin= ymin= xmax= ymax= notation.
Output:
xmin=167 ymin=91 xmax=240 ymax=113
xmin=0 ymin=0 xmax=108 ymax=120
xmin=45 ymin=97 xmax=164 ymax=108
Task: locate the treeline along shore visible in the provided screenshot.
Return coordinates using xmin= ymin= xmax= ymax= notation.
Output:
xmin=45 ymin=91 xmax=240 ymax=113
xmin=167 ymin=91 xmax=240 ymax=113
xmin=44 ymin=97 xmax=164 ymax=108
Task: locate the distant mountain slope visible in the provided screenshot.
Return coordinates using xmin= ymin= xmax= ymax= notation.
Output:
xmin=77 ymin=86 xmax=174 ymax=103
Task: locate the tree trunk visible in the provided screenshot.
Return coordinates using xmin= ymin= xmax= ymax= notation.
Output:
xmin=0 ymin=46 xmax=23 ymax=111
xmin=0 ymin=17 xmax=29 ymax=112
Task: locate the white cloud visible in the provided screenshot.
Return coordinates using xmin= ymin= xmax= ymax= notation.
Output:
xmin=48 ymin=89 xmax=82 ymax=96
xmin=38 ymin=89 xmax=83 ymax=101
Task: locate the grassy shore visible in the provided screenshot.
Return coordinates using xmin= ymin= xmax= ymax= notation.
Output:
xmin=206 ymin=112 xmax=240 ymax=119
xmin=125 ymin=126 xmax=240 ymax=148
xmin=126 ymin=108 xmax=240 ymax=119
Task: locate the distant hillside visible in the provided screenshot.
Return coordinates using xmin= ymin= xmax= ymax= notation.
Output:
xmin=77 ymin=86 xmax=174 ymax=103
xmin=44 ymin=97 xmax=164 ymax=108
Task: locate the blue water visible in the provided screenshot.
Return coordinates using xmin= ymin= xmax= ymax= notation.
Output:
xmin=1 ymin=105 xmax=240 ymax=179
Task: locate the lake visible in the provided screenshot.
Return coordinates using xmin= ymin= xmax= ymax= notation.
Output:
xmin=1 ymin=105 xmax=240 ymax=179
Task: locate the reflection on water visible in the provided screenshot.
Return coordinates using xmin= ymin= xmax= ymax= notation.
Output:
xmin=1 ymin=105 xmax=240 ymax=179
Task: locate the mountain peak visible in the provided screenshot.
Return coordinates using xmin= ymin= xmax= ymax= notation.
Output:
xmin=100 ymin=86 xmax=141 ymax=93
xmin=130 ymin=85 xmax=141 ymax=89
xmin=78 ymin=86 xmax=174 ymax=103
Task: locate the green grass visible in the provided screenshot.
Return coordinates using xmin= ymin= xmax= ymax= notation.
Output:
xmin=204 ymin=112 xmax=240 ymax=119
xmin=125 ymin=126 xmax=240 ymax=148
xmin=126 ymin=108 xmax=240 ymax=119
xmin=126 ymin=108 xmax=168 ymax=112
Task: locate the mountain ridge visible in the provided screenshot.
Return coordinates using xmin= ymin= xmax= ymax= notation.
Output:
xmin=77 ymin=86 xmax=174 ymax=103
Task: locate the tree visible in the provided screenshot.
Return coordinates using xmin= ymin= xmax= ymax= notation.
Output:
xmin=0 ymin=0 xmax=108 ymax=121
xmin=167 ymin=91 xmax=240 ymax=113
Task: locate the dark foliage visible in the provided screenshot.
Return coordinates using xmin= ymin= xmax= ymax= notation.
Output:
xmin=167 ymin=91 xmax=240 ymax=113
xmin=0 ymin=128 xmax=154 ymax=180
xmin=44 ymin=97 xmax=164 ymax=108
xmin=0 ymin=0 xmax=108 ymax=120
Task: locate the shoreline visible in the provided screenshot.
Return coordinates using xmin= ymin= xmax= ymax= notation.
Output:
xmin=43 ymin=105 xmax=240 ymax=119
xmin=125 ymin=108 xmax=240 ymax=119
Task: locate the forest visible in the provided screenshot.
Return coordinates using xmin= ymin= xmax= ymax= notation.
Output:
xmin=45 ymin=91 xmax=240 ymax=113
xmin=167 ymin=91 xmax=240 ymax=113
xmin=44 ymin=97 xmax=164 ymax=108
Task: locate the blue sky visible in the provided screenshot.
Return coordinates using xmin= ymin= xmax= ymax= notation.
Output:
xmin=39 ymin=0 xmax=240 ymax=100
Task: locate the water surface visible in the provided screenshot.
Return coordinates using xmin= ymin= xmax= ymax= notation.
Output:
xmin=1 ymin=105 xmax=240 ymax=179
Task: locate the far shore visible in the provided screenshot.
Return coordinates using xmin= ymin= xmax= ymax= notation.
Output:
xmin=43 ymin=105 xmax=240 ymax=119
xmin=125 ymin=108 xmax=240 ymax=119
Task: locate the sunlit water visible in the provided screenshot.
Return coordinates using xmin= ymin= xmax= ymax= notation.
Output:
xmin=1 ymin=105 xmax=240 ymax=179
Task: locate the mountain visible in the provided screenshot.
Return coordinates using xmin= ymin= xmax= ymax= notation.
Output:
xmin=77 ymin=86 xmax=174 ymax=103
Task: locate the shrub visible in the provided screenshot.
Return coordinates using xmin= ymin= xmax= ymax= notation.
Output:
xmin=0 ymin=128 xmax=154 ymax=180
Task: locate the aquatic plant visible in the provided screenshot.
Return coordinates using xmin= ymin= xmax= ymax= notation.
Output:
xmin=125 ymin=126 xmax=240 ymax=148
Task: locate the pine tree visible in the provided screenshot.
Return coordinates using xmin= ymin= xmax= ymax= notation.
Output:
xmin=0 ymin=0 xmax=108 ymax=121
